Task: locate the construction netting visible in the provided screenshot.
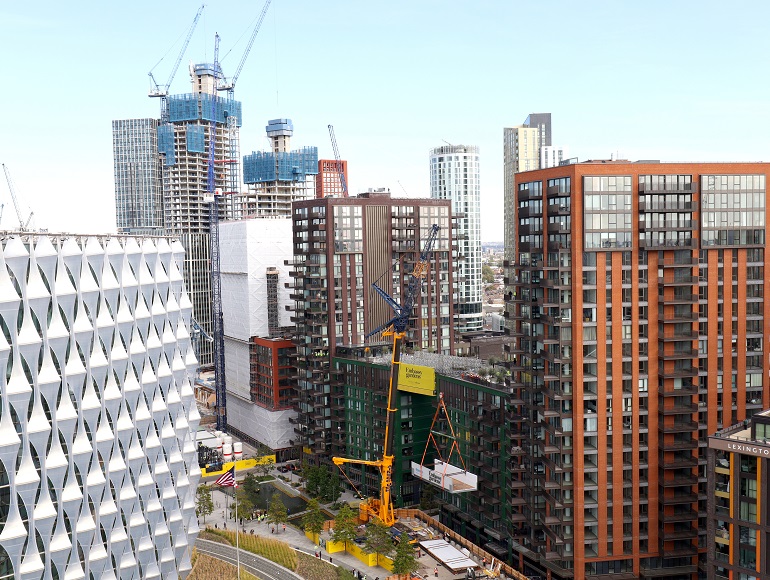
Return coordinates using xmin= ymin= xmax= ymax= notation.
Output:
xmin=157 ymin=124 xmax=176 ymax=166
xmin=243 ymin=147 xmax=318 ymax=184
xmin=186 ymin=125 xmax=206 ymax=153
xmin=167 ymin=93 xmax=243 ymax=127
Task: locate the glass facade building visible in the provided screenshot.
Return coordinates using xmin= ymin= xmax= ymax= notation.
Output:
xmin=112 ymin=118 xmax=164 ymax=235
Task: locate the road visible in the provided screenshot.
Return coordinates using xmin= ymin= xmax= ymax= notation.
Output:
xmin=195 ymin=538 xmax=304 ymax=580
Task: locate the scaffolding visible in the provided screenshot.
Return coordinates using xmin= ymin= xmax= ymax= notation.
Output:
xmin=243 ymin=147 xmax=318 ymax=184
xmin=157 ymin=123 xmax=176 ymax=166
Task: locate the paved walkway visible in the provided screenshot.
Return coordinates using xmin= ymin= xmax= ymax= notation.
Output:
xmin=199 ymin=464 xmax=468 ymax=580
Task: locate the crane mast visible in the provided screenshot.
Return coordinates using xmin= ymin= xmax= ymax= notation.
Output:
xmin=327 ymin=124 xmax=348 ymax=196
xmin=333 ymin=224 xmax=440 ymax=526
xmin=205 ymin=34 xmax=229 ymax=432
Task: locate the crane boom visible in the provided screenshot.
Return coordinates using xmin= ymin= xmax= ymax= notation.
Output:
xmin=327 ymin=124 xmax=348 ymax=196
xmin=148 ymin=4 xmax=205 ymax=98
xmin=333 ymin=224 xmax=440 ymax=527
xmin=2 ymin=164 xmax=33 ymax=231
xmin=218 ymin=0 xmax=272 ymax=94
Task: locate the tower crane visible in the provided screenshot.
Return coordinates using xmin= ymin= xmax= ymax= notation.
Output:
xmin=327 ymin=124 xmax=348 ymax=196
xmin=217 ymin=0 xmax=272 ymax=97
xmin=148 ymin=4 xmax=205 ymax=121
xmin=2 ymin=164 xmax=34 ymax=231
xmin=333 ymin=224 xmax=440 ymax=527
xmin=205 ymin=33 xmax=229 ymax=432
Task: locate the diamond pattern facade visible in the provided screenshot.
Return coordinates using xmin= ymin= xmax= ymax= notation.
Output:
xmin=0 ymin=234 xmax=200 ymax=579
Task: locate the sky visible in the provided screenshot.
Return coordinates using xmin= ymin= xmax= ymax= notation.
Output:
xmin=1 ymin=1 xmax=770 ymax=242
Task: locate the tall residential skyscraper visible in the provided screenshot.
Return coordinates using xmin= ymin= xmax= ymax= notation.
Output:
xmin=288 ymin=191 xmax=455 ymax=460
xmin=240 ymin=119 xmax=318 ymax=216
xmin=112 ymin=62 xmax=242 ymax=365
xmin=112 ymin=118 xmax=164 ymax=235
xmin=505 ymin=161 xmax=770 ymax=580
xmin=0 ymin=233 xmax=200 ymax=579
xmin=430 ymin=144 xmax=483 ymax=334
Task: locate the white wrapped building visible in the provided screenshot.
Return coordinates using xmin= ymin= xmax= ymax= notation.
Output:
xmin=0 ymin=233 xmax=200 ymax=579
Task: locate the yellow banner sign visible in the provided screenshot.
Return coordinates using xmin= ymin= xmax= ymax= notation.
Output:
xmin=397 ymin=363 xmax=436 ymax=396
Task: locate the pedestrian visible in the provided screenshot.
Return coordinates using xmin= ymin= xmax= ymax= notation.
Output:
xmin=271 ymin=526 xmax=275 ymax=534
xmin=214 ymin=523 xmax=218 ymax=529
xmin=250 ymin=529 xmax=254 ymax=535
xmin=434 ymin=567 xmax=439 ymax=577
xmin=329 ymin=556 xmax=332 ymax=564
xmin=223 ymin=522 xmax=227 ymax=529
xmin=283 ymin=523 xmax=286 ymax=533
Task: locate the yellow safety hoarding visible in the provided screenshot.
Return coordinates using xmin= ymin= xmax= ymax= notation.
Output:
xmin=397 ymin=363 xmax=436 ymax=396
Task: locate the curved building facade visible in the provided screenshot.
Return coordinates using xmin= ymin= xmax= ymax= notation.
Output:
xmin=0 ymin=234 xmax=200 ymax=579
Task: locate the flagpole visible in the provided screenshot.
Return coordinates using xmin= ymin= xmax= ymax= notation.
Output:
xmin=235 ymin=461 xmax=240 ymax=578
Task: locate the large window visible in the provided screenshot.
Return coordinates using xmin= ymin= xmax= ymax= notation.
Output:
xmin=701 ymin=174 xmax=766 ymax=246
xmin=583 ymin=176 xmax=633 ymax=249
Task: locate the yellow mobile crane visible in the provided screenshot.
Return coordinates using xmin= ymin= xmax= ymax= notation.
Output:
xmin=333 ymin=224 xmax=440 ymax=527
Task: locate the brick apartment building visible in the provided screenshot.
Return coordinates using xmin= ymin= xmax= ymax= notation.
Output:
xmin=505 ymin=161 xmax=770 ymax=579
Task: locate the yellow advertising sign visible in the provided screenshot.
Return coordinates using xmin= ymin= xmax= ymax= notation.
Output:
xmin=397 ymin=363 xmax=436 ymax=396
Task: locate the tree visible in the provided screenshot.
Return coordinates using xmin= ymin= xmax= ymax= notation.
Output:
xmin=320 ymin=469 xmax=341 ymax=503
xmin=419 ymin=483 xmax=438 ymax=511
xmin=364 ymin=517 xmax=395 ymax=561
xmin=241 ymin=473 xmax=261 ymax=505
xmin=230 ymin=487 xmax=255 ymax=522
xmin=195 ymin=484 xmax=214 ymax=523
xmin=255 ymin=443 xmax=275 ymax=479
xmin=302 ymin=498 xmax=326 ymax=538
xmin=482 ymin=264 xmax=495 ymax=284
xmin=304 ymin=465 xmax=322 ymax=498
xmin=331 ymin=504 xmax=358 ymax=549
xmin=266 ymin=491 xmax=288 ymax=528
xmin=391 ymin=535 xmax=420 ymax=577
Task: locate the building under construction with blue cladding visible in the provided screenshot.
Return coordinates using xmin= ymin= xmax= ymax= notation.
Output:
xmin=239 ymin=119 xmax=319 ymax=217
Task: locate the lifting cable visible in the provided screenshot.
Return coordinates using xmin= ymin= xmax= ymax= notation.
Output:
xmin=419 ymin=393 xmax=470 ymax=479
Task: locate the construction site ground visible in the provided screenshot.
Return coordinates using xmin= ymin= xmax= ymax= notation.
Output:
xmin=200 ymin=465 xmax=489 ymax=580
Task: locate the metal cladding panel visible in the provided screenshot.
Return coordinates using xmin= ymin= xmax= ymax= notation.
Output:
xmin=0 ymin=233 xmax=200 ymax=579
xmin=225 ymin=394 xmax=297 ymax=449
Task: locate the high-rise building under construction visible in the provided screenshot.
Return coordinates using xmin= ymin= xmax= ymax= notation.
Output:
xmin=113 ymin=62 xmax=242 ymax=364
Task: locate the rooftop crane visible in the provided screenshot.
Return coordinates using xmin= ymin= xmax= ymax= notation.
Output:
xmin=217 ymin=0 xmax=272 ymax=97
xmin=333 ymin=224 xmax=440 ymax=527
xmin=327 ymin=124 xmax=348 ymax=196
xmin=2 ymin=164 xmax=34 ymax=231
xmin=205 ymin=33 xmax=229 ymax=432
xmin=148 ymin=4 xmax=205 ymax=120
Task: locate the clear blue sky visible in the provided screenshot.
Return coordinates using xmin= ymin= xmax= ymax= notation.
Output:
xmin=1 ymin=1 xmax=769 ymax=241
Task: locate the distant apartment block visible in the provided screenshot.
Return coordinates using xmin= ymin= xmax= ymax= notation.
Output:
xmin=541 ymin=145 xmax=569 ymax=169
xmin=316 ymin=159 xmax=348 ymax=198
xmin=430 ymin=145 xmax=483 ymax=334
xmin=0 ymin=233 xmax=200 ymax=578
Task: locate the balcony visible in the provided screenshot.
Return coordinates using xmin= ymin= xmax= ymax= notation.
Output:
xmin=639 ymin=182 xmax=697 ymax=194
xmin=660 ymin=402 xmax=698 ymax=415
xmin=640 ymin=238 xmax=696 ymax=249
xmin=547 ymin=203 xmax=570 ymax=216
xmin=638 ymin=201 xmax=696 ymax=212
xmin=658 ymin=348 xmax=698 ymax=360
xmin=638 ymin=219 xmax=696 ymax=232
xmin=659 ymin=473 xmax=698 ymax=487
xmin=659 ymin=525 xmax=697 ymax=541
xmin=660 ymin=491 xmax=698 ymax=505
xmin=660 ymin=507 xmax=698 ymax=523
xmin=660 ymin=454 xmax=698 ymax=469
xmin=660 ymin=420 xmax=698 ymax=433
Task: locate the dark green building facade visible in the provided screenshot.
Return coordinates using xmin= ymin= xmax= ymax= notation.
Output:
xmin=333 ymin=348 xmax=514 ymax=560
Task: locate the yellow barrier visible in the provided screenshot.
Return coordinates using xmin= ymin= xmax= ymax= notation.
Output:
xmin=201 ymin=455 xmax=276 ymax=477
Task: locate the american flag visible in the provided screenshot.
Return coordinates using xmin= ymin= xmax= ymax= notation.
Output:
xmin=215 ymin=466 xmax=236 ymax=487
